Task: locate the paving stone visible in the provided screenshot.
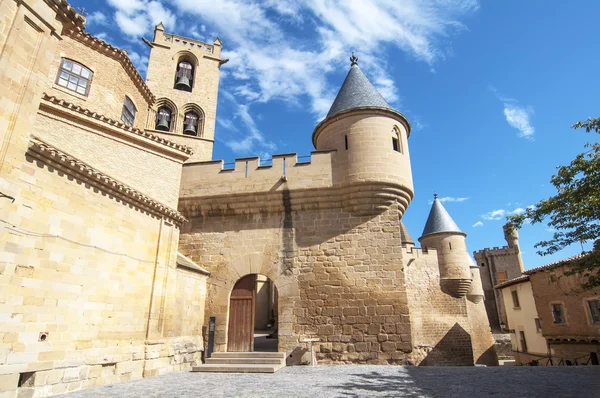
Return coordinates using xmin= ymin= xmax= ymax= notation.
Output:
xmin=58 ymin=365 xmax=600 ymax=398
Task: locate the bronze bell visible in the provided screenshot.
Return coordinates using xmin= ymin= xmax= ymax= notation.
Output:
xmin=184 ymin=123 xmax=197 ymax=135
xmin=175 ymin=76 xmax=191 ymax=89
xmin=156 ymin=118 xmax=170 ymax=131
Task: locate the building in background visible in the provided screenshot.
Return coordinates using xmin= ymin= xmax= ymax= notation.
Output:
xmin=474 ymin=224 xmax=525 ymax=332
xmin=525 ymin=255 xmax=600 ymax=365
xmin=495 ymin=254 xmax=600 ymax=366
xmin=496 ymin=276 xmax=547 ymax=365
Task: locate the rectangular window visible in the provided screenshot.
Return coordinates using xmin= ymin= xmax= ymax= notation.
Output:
xmin=345 ymin=135 xmax=348 ymax=150
xmin=511 ymin=290 xmax=520 ymax=308
xmin=588 ymin=300 xmax=600 ymax=324
xmin=496 ymin=271 xmax=508 ymax=283
xmin=552 ymin=303 xmax=565 ymax=324
xmin=519 ymin=331 xmax=528 ymax=353
xmin=392 ymin=137 xmax=399 ymax=152
xmin=534 ymin=318 xmax=542 ymax=332
xmin=121 ymin=96 xmax=136 ymax=127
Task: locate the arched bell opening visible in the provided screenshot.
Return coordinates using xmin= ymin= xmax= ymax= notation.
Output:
xmin=227 ymin=274 xmax=279 ymax=352
xmin=155 ymin=106 xmax=172 ymax=131
xmin=183 ymin=112 xmax=199 ymax=136
xmin=174 ymin=59 xmax=194 ymax=92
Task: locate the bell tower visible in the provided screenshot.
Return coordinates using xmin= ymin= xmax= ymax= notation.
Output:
xmin=144 ymin=23 xmax=227 ymax=162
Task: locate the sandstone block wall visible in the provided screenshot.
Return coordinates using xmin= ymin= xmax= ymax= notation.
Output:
xmin=529 ymin=267 xmax=600 ymax=341
xmin=179 ymin=204 xmax=413 ymax=365
xmin=32 ymin=104 xmax=185 ymax=208
xmin=404 ymin=247 xmax=497 ymax=365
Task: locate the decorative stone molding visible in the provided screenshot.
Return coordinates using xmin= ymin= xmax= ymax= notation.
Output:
xmin=64 ymin=30 xmax=155 ymax=104
xmin=46 ymin=0 xmax=86 ymax=30
xmin=41 ymin=93 xmax=193 ymax=157
xmin=178 ymin=180 xmax=412 ymax=218
xmin=28 ymin=137 xmax=187 ymax=225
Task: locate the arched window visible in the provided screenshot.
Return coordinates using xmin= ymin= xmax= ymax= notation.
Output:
xmin=156 ymin=107 xmax=172 ymax=131
xmin=121 ymin=96 xmax=136 ymax=127
xmin=183 ymin=112 xmax=199 ymax=136
xmin=56 ymin=58 xmax=93 ymax=96
xmin=175 ymin=61 xmax=193 ymax=91
xmin=392 ymin=126 xmax=402 ymax=153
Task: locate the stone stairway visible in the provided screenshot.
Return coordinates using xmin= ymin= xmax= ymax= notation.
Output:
xmin=192 ymin=352 xmax=286 ymax=373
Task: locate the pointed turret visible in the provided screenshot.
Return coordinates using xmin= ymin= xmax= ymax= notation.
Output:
xmin=421 ymin=193 xmax=465 ymax=238
xmin=419 ymin=193 xmax=472 ymax=299
xmin=326 ymin=53 xmax=393 ymax=118
xmin=311 ymin=54 xmax=414 ymax=216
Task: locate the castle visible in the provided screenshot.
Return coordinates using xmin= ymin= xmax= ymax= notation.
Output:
xmin=0 ymin=1 xmax=496 ymax=396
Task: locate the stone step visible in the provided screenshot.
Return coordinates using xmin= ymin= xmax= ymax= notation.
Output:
xmin=191 ymin=364 xmax=284 ymax=373
xmin=210 ymin=352 xmax=286 ymax=359
xmin=206 ymin=357 xmax=284 ymax=365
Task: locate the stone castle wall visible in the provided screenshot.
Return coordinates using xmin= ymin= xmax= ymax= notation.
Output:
xmin=179 ymin=204 xmax=413 ymax=365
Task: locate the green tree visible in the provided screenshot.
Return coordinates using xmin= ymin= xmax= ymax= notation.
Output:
xmin=507 ymin=117 xmax=600 ymax=289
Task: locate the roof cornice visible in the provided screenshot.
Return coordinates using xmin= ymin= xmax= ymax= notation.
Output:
xmin=41 ymin=93 xmax=193 ymax=159
xmin=45 ymin=0 xmax=86 ymax=31
xmin=28 ymin=137 xmax=186 ymax=225
xmin=64 ymin=30 xmax=155 ymax=104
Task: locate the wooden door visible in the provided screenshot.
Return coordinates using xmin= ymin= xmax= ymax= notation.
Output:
xmin=227 ymin=274 xmax=256 ymax=352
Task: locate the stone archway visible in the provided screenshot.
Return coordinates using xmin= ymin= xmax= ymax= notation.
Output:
xmin=207 ymin=253 xmax=299 ymax=354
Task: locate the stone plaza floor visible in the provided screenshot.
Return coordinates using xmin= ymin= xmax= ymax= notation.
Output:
xmin=59 ymin=365 xmax=600 ymax=398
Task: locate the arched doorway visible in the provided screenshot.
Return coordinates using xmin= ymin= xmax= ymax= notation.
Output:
xmin=227 ymin=274 xmax=278 ymax=352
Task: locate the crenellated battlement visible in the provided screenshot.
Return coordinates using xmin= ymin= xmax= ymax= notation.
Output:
xmin=473 ymin=245 xmax=518 ymax=257
xmin=180 ymin=150 xmax=336 ymax=197
xmin=404 ymin=246 xmax=439 ymax=260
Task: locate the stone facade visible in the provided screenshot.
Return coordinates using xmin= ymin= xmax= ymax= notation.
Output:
xmin=474 ymin=225 xmax=525 ymax=331
xmin=0 ymin=2 xmax=207 ymax=397
xmin=0 ymin=1 xmax=497 ymax=396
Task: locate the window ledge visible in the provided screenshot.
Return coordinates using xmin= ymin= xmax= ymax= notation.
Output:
xmin=145 ymin=128 xmax=214 ymax=142
xmin=513 ymin=307 xmax=521 ymax=310
xmin=51 ymin=84 xmax=88 ymax=102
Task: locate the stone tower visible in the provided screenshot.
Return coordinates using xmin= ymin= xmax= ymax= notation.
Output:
xmin=312 ymin=54 xmax=414 ymax=216
xmin=144 ymin=23 xmax=226 ymax=162
xmin=419 ymin=194 xmax=473 ymax=298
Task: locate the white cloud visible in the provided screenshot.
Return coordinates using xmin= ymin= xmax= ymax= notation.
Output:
xmin=126 ymin=50 xmax=149 ymax=75
xmin=546 ymin=227 xmax=557 ymax=233
xmin=504 ymin=104 xmax=535 ymax=140
xmin=472 ymin=221 xmax=484 ymax=228
xmin=481 ymin=206 xmax=530 ymax=221
xmin=220 ymin=92 xmax=276 ymax=155
xmin=428 ymin=196 xmax=470 ymax=204
xmin=102 ymin=0 xmax=479 ymax=153
xmin=108 ymin=0 xmax=176 ymax=38
xmin=489 ymin=86 xmax=535 ymax=140
xmin=86 ymin=11 xmax=108 ymax=26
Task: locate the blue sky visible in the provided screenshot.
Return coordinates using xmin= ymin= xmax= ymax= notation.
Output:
xmin=74 ymin=0 xmax=598 ymax=269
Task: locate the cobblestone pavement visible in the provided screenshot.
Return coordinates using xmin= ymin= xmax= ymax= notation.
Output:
xmin=60 ymin=365 xmax=600 ymax=398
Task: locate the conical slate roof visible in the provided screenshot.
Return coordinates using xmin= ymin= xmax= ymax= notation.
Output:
xmin=420 ymin=194 xmax=464 ymax=239
xmin=400 ymin=221 xmax=415 ymax=245
xmin=326 ymin=54 xmax=393 ymax=118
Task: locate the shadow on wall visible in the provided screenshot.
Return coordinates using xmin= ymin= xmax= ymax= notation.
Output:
xmin=420 ymin=323 xmax=474 ymax=366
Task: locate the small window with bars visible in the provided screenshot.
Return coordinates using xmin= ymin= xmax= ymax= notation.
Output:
xmin=552 ymin=303 xmax=566 ymax=324
xmin=121 ymin=96 xmax=136 ymax=127
xmin=56 ymin=59 xmax=92 ymax=96
xmin=588 ymin=300 xmax=600 ymax=324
